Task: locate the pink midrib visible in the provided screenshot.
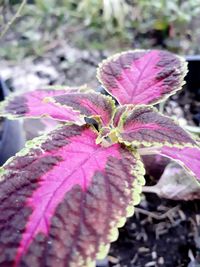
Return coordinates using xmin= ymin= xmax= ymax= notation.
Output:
xmin=14 ymin=132 xmax=120 ymax=266
xmin=111 ymin=51 xmax=162 ymax=104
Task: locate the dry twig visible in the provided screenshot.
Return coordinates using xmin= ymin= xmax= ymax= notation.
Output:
xmin=135 ymin=206 xmax=180 ymax=221
xmin=0 ymin=0 xmax=26 ymax=40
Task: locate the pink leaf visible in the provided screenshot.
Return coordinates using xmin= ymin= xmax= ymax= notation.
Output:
xmin=138 ymin=146 xmax=200 ymax=182
xmin=115 ymin=105 xmax=196 ymax=148
xmin=0 ymin=124 xmax=145 ymax=267
xmin=159 ymin=146 xmax=200 ymax=181
xmin=97 ymin=50 xmax=187 ymax=105
xmin=50 ymin=92 xmax=115 ymax=126
xmin=0 ymin=87 xmax=84 ymax=123
xmin=112 ymin=105 xmax=127 ymax=128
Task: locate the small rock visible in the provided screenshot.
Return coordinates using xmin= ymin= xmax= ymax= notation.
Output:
xmin=158 ymin=257 xmax=164 ymax=265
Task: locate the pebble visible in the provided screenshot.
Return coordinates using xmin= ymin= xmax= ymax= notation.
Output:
xmin=158 ymin=257 xmax=164 ymax=265
xmin=0 ymin=45 xmax=102 ymax=92
xmin=152 ymin=251 xmax=157 ymax=259
xmin=145 ymin=261 xmax=156 ymax=267
xmin=138 ymin=247 xmax=150 ymax=253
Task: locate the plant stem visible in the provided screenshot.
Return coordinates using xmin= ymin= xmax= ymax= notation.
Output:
xmin=0 ymin=0 xmax=27 ymax=40
xmin=138 ymin=147 xmax=160 ymax=156
xmin=159 ymin=100 xmax=166 ymax=113
xmin=142 ymin=185 xmax=159 ymax=195
xmin=183 ymin=125 xmax=200 ymax=134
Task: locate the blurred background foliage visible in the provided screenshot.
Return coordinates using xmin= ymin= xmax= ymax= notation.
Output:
xmin=0 ymin=0 xmax=200 ymax=61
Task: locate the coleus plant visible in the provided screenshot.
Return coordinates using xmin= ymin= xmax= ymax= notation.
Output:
xmin=0 ymin=49 xmax=200 ymax=267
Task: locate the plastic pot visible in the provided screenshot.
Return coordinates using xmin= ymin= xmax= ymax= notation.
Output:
xmin=0 ymin=79 xmax=25 ymax=165
xmin=185 ymin=55 xmax=200 ymax=97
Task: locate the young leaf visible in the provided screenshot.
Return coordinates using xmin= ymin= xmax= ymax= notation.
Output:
xmin=97 ymin=50 xmax=187 ymax=105
xmin=0 ymin=124 xmax=145 ymax=267
xmin=48 ymin=92 xmax=116 ymax=127
xmin=0 ymin=87 xmax=84 ymax=123
xmin=115 ymin=105 xmax=197 ymax=148
xmin=112 ymin=105 xmax=127 ymax=128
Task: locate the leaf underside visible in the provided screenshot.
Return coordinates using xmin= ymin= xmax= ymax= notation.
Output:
xmin=116 ymin=105 xmax=196 ymax=148
xmin=0 ymin=124 xmax=145 ymax=267
xmin=50 ymin=92 xmax=116 ymax=127
xmin=97 ymin=49 xmax=187 ymax=105
xmin=0 ymin=88 xmax=83 ymax=123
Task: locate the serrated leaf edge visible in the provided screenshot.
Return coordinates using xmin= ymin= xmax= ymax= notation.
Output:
xmin=0 ymin=123 xmax=97 ymax=181
xmin=96 ymin=49 xmax=188 ymax=106
xmin=95 ymin=150 xmax=145 ymax=262
xmin=46 ymin=91 xmax=116 ymax=127
xmin=0 ymin=123 xmax=145 ymax=267
xmin=115 ymin=104 xmax=198 ymax=149
xmin=0 ymin=86 xmax=86 ymax=122
xmin=138 ymin=146 xmax=200 ymax=183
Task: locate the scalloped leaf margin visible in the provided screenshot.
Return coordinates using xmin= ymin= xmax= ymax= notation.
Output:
xmin=138 ymin=146 xmax=200 ymax=182
xmin=0 ymin=87 xmax=85 ymax=123
xmin=114 ymin=105 xmax=197 ymax=149
xmin=47 ymin=91 xmax=116 ymax=127
xmin=97 ymin=49 xmax=187 ymax=105
xmin=0 ymin=123 xmax=145 ymax=267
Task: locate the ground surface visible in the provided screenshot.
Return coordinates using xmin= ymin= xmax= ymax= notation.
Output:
xmin=109 ymin=196 xmax=200 ymax=267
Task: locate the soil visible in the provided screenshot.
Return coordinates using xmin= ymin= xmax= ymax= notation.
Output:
xmin=109 ymin=195 xmax=200 ymax=267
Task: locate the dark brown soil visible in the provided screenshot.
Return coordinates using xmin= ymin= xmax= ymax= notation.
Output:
xmin=109 ymin=195 xmax=200 ymax=267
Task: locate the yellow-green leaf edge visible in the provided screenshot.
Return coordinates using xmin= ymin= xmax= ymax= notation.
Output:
xmin=96 ymin=49 xmax=188 ymax=106
xmin=0 ymin=123 xmax=146 ymax=267
xmin=115 ymin=104 xmax=198 ymax=149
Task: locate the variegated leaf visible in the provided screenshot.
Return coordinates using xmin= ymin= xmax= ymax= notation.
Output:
xmin=115 ymin=105 xmax=196 ymax=148
xmin=97 ymin=50 xmax=187 ymax=105
xmin=138 ymin=146 xmax=200 ymax=182
xmin=0 ymin=87 xmax=84 ymax=123
xmin=158 ymin=146 xmax=200 ymax=181
xmin=0 ymin=124 xmax=145 ymax=267
xmin=48 ymin=92 xmax=116 ymax=127
xmin=112 ymin=105 xmax=127 ymax=128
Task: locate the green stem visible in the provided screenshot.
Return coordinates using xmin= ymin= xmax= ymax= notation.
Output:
xmin=183 ymin=125 xmax=200 ymax=134
xmin=0 ymin=0 xmax=27 ymax=40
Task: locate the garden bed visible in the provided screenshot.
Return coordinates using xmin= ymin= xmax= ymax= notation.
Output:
xmin=109 ymin=196 xmax=200 ymax=267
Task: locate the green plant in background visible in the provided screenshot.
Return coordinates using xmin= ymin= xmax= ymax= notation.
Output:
xmin=132 ymin=0 xmax=200 ymax=32
xmin=76 ymin=0 xmax=130 ymax=32
xmin=1 ymin=0 xmax=200 ymax=61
